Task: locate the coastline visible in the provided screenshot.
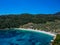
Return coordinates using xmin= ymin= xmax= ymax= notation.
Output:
xmin=14 ymin=28 xmax=56 ymax=37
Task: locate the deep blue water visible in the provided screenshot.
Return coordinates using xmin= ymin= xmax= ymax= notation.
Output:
xmin=0 ymin=29 xmax=54 ymax=45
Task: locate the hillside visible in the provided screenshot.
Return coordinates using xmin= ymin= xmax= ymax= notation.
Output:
xmin=0 ymin=12 xmax=60 ymax=29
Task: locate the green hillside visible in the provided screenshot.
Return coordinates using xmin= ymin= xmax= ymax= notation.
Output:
xmin=0 ymin=12 xmax=60 ymax=29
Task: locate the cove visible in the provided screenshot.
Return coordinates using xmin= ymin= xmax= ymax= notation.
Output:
xmin=0 ymin=28 xmax=55 ymax=45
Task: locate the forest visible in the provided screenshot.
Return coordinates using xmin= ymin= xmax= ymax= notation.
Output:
xmin=0 ymin=12 xmax=60 ymax=29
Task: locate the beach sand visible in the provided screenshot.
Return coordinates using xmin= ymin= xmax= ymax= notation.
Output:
xmin=14 ymin=28 xmax=56 ymax=37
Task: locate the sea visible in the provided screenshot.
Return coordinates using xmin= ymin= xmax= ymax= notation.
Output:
xmin=0 ymin=29 xmax=54 ymax=45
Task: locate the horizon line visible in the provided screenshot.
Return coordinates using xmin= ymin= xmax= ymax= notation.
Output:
xmin=0 ymin=12 xmax=60 ymax=15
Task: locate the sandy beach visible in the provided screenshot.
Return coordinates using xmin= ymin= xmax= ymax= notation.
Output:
xmin=14 ymin=28 xmax=56 ymax=37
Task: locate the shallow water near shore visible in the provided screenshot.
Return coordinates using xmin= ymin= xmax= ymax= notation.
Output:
xmin=0 ymin=29 xmax=54 ymax=45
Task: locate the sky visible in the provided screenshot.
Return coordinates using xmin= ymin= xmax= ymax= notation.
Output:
xmin=0 ymin=0 xmax=60 ymax=14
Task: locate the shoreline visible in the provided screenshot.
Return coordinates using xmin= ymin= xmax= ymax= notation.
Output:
xmin=14 ymin=28 xmax=56 ymax=37
xmin=0 ymin=28 xmax=56 ymax=38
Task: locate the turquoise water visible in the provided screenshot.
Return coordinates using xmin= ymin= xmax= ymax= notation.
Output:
xmin=0 ymin=29 xmax=54 ymax=45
